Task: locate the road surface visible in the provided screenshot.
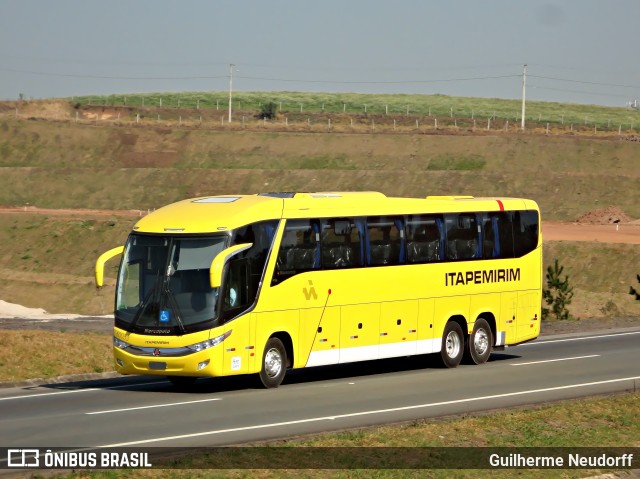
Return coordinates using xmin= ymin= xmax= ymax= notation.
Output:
xmin=0 ymin=329 xmax=638 ymax=449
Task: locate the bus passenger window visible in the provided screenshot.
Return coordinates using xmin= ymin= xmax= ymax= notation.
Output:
xmin=406 ymin=215 xmax=442 ymax=263
xmin=482 ymin=212 xmax=514 ymax=259
xmin=513 ymin=210 xmax=539 ymax=257
xmin=320 ymin=218 xmax=362 ymax=269
xmin=445 ymin=213 xmax=479 ymax=260
xmin=273 ymin=220 xmax=320 ymax=284
xmin=366 ymin=216 xmax=403 ymax=266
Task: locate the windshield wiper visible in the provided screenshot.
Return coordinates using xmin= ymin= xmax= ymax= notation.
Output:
xmin=164 ymin=283 xmax=186 ymax=334
xmin=128 ymin=271 xmax=160 ymax=331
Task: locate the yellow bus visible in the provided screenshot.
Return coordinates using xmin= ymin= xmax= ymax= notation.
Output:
xmin=95 ymin=192 xmax=542 ymax=388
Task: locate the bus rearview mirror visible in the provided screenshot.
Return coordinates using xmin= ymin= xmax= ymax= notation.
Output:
xmin=209 ymin=243 xmax=253 ymax=289
xmin=95 ymin=246 xmax=124 ymax=288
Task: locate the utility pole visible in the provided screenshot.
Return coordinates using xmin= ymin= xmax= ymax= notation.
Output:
xmin=228 ymin=63 xmax=235 ymax=123
xmin=521 ymin=64 xmax=527 ymax=131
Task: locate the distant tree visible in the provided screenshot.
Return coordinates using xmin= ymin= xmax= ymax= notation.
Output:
xmin=629 ymin=274 xmax=640 ymax=300
xmin=257 ymin=101 xmax=277 ymax=120
xmin=542 ymin=259 xmax=574 ymax=321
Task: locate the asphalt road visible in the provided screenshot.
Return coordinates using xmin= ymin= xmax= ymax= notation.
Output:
xmin=0 ymin=329 xmax=639 ymax=450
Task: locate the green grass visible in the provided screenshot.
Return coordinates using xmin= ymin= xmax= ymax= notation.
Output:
xmin=69 ymin=90 xmax=640 ymax=130
xmin=427 ymin=154 xmax=486 ymax=170
xmin=0 ymin=330 xmax=112 ymax=382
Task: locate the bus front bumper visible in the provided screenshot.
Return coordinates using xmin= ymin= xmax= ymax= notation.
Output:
xmin=113 ymin=347 xmax=223 ymax=377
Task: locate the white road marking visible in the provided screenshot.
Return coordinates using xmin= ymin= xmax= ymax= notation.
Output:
xmin=510 ymin=354 xmax=600 ymax=366
xmin=86 ymin=397 xmax=222 ymax=415
xmin=527 ymin=330 xmax=640 ymax=345
xmin=101 ymin=375 xmax=640 ymax=447
xmin=0 ymin=330 xmax=636 ymax=403
xmin=0 ymin=380 xmax=165 ymax=402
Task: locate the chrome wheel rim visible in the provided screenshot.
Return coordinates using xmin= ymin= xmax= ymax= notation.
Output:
xmin=445 ymin=331 xmax=461 ymax=358
xmin=264 ymin=348 xmax=282 ymax=378
xmin=474 ymin=328 xmax=489 ymax=356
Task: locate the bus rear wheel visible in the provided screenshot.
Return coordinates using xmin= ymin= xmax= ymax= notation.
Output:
xmin=259 ymin=337 xmax=287 ymax=388
xmin=464 ymin=318 xmax=493 ymax=365
xmin=440 ymin=321 xmax=464 ymax=368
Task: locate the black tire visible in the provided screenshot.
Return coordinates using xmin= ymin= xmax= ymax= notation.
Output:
xmin=464 ymin=318 xmax=493 ymax=365
xmin=259 ymin=337 xmax=287 ymax=388
xmin=440 ymin=321 xmax=464 ymax=368
xmin=167 ymin=376 xmax=197 ymax=388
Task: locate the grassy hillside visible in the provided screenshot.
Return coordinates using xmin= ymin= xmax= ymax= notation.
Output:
xmin=1 ymin=119 xmax=639 ymax=220
xmin=71 ymin=90 xmax=640 ymax=129
xmin=0 ymin=111 xmax=639 ymax=316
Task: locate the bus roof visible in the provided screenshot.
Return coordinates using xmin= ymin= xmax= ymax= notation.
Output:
xmin=131 ymin=192 xmax=539 ymax=234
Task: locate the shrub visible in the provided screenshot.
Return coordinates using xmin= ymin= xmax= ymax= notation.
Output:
xmin=542 ymin=258 xmax=574 ymax=320
xmin=257 ymin=102 xmax=277 ymax=120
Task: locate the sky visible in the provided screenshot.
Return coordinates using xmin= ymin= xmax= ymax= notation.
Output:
xmin=0 ymin=0 xmax=639 ymax=107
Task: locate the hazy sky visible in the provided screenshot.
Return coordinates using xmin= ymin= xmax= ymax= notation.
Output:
xmin=1 ymin=0 xmax=638 ymax=106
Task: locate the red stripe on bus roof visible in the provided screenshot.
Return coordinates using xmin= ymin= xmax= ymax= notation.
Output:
xmin=496 ymin=199 xmax=505 ymax=211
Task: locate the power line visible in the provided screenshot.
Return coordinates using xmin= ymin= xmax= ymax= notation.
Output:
xmin=235 ymin=74 xmax=520 ymax=85
xmin=529 ymin=84 xmax=636 ymax=99
xmin=0 ymin=67 xmax=227 ymax=81
xmin=529 ymin=75 xmax=640 ymax=90
xmin=0 ymin=67 xmax=521 ymax=85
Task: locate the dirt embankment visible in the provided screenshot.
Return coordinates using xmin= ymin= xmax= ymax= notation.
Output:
xmin=544 ymin=206 xmax=640 ymax=244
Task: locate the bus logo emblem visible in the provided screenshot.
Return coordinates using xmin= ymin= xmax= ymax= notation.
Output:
xmin=302 ymin=280 xmax=318 ymax=300
xmin=153 ymin=348 xmax=161 ymax=356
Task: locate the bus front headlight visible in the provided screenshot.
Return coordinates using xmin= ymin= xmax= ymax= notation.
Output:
xmin=186 ymin=330 xmax=232 ymax=352
xmin=113 ymin=336 xmax=130 ymax=350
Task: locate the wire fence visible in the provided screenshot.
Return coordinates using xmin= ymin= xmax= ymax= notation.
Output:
xmin=64 ymin=91 xmax=640 ymax=131
xmin=3 ymin=106 xmax=636 ymax=137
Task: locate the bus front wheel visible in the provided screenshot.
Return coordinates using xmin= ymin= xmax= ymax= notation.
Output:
xmin=440 ymin=321 xmax=464 ymax=368
xmin=259 ymin=337 xmax=287 ymax=388
xmin=464 ymin=318 xmax=493 ymax=365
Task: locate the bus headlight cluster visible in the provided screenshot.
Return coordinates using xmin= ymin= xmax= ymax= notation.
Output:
xmin=113 ymin=336 xmax=131 ymax=350
xmin=186 ymin=330 xmax=232 ymax=352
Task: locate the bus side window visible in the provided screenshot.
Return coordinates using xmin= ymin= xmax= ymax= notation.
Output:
xmin=222 ymin=258 xmax=250 ymax=317
xmin=366 ymin=216 xmax=403 ymax=266
xmin=272 ymin=219 xmax=320 ymax=284
xmin=320 ymin=218 xmax=362 ymax=269
xmin=513 ymin=210 xmax=539 ymax=257
xmin=227 ymin=220 xmax=278 ymax=312
xmin=495 ymin=212 xmax=515 ymax=258
xmin=406 ymin=215 xmax=442 ymax=263
xmin=444 ymin=213 xmax=480 ymax=260
xmin=481 ymin=213 xmax=497 ymax=258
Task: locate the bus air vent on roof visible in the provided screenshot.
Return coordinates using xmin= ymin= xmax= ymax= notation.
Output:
xmin=426 ymin=195 xmax=474 ymax=200
xmin=192 ymin=197 xmax=240 ymax=203
xmin=258 ymin=192 xmax=298 ymax=198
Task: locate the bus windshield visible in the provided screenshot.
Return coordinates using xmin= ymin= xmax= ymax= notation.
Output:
xmin=116 ymin=234 xmax=228 ymax=333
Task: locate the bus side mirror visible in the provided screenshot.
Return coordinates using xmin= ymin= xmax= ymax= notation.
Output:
xmin=209 ymin=243 xmax=253 ymax=288
xmin=95 ymin=246 xmax=124 ymax=288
